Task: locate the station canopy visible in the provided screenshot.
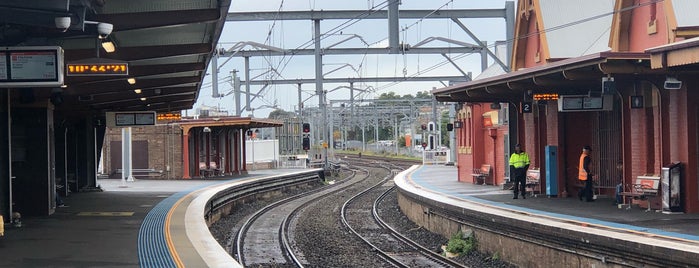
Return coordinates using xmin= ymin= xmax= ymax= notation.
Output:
xmin=432 ymin=52 xmax=664 ymax=103
xmin=0 ymin=0 xmax=230 ymax=114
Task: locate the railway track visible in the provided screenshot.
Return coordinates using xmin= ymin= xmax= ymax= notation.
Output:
xmin=341 ymin=162 xmax=468 ymax=268
xmin=235 ymin=164 xmax=373 ymax=267
xmin=223 ymin=156 xmax=484 ymax=267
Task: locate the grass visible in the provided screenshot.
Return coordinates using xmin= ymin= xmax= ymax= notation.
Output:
xmin=445 ymin=230 xmax=476 ymax=255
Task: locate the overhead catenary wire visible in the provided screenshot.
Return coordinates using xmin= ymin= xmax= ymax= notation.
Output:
xmin=274 ymin=0 xmax=392 ymax=76
xmin=374 ymin=0 xmax=664 ymax=92
xmin=214 ymin=1 xmax=393 ymax=110
xmin=207 ymin=0 xmax=664 ymax=114
xmin=236 ymin=1 xmax=394 ymax=110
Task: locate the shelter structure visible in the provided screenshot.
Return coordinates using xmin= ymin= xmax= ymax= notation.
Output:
xmin=103 ymin=117 xmax=282 ymax=179
xmin=0 ymin=0 xmax=231 ymax=217
xmin=434 ymin=0 xmax=699 ymax=213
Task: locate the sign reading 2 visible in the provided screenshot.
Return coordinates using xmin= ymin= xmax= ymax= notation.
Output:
xmin=522 ymin=102 xmax=533 ymax=113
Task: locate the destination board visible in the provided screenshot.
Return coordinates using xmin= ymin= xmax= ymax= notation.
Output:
xmin=106 ymin=111 xmax=157 ymax=127
xmin=558 ymin=95 xmax=612 ymax=112
xmin=10 ymin=51 xmax=58 ymax=80
xmin=0 ymin=55 xmax=6 ymax=80
xmin=0 ymin=46 xmax=63 ymax=87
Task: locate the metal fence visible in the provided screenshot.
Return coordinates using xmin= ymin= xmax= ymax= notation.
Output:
xmin=279 ymin=155 xmax=308 ymax=168
xmin=423 ymin=149 xmax=451 ymax=165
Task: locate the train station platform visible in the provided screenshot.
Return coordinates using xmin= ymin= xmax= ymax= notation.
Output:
xmin=4 ymin=164 xmax=699 ymax=267
xmin=403 ymin=164 xmax=699 ymax=239
xmin=0 ymin=170 xmax=298 ymax=267
xmin=396 ymin=164 xmax=699 ymax=267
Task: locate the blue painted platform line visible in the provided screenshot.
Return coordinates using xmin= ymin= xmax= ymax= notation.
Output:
xmin=138 ymin=191 xmax=184 ymax=268
xmin=137 ymin=181 xmax=223 ymax=267
xmin=409 ymin=165 xmax=699 ymax=242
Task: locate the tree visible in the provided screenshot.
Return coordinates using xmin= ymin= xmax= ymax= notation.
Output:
xmin=267 ymin=109 xmax=295 ymax=119
xmin=441 ymin=110 xmax=450 ymax=148
xmin=415 ymin=91 xmax=431 ymax=99
xmin=378 ymin=92 xmax=401 ymax=100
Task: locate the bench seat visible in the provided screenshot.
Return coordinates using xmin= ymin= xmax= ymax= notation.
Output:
xmin=619 ymin=175 xmax=660 ymax=211
xmin=471 ymin=164 xmax=492 ymax=185
xmin=114 ymin=168 xmax=163 ymax=178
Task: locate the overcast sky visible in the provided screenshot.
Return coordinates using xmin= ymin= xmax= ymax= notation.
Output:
xmin=187 ymin=0 xmax=513 ymax=117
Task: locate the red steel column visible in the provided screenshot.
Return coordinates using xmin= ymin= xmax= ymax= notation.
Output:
xmin=233 ymin=130 xmax=239 ymax=173
xmin=225 ymin=129 xmax=231 ymax=174
xmin=241 ymin=129 xmax=247 ymax=172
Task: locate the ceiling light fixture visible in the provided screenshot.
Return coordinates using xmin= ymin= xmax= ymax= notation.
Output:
xmin=101 ymin=40 xmax=116 ymax=53
xmin=127 ymin=78 xmax=136 ymax=84
xmin=140 ymin=97 xmax=147 ymax=101
xmin=134 ymin=89 xmax=142 ymax=94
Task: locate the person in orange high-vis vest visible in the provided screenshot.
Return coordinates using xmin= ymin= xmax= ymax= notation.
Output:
xmin=578 ymin=145 xmax=594 ymax=202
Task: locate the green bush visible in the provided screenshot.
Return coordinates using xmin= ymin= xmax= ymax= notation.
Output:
xmin=446 ymin=230 xmax=475 ymax=255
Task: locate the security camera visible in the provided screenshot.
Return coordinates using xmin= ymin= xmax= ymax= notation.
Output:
xmin=97 ymin=23 xmax=113 ymax=38
xmin=664 ymin=77 xmax=682 ymax=90
xmin=55 ymin=17 xmax=71 ymax=32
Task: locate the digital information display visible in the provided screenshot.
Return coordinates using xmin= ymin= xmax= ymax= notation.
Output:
xmin=10 ymin=51 xmax=58 ymax=79
xmin=66 ymin=62 xmax=128 ymax=76
xmin=0 ymin=46 xmax=64 ymax=87
xmin=106 ymin=111 xmax=157 ymax=127
xmin=558 ymin=95 xmax=612 ymax=112
xmin=115 ymin=113 xmax=135 ymax=126
xmin=157 ymin=112 xmax=182 ymax=121
xmin=0 ymin=55 xmax=7 ymax=80
xmin=532 ymin=93 xmax=559 ymax=101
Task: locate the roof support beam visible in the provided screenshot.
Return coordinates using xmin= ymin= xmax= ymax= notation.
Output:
xmin=65 ymin=43 xmax=212 ymax=61
xmin=67 ymin=76 xmax=201 ymax=94
xmin=97 ymin=9 xmax=221 ymax=31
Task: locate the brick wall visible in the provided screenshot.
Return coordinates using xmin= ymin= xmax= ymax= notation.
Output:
xmin=103 ymin=124 xmax=183 ymax=179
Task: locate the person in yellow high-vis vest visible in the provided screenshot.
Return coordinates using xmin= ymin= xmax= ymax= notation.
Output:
xmin=578 ymin=145 xmax=594 ymax=202
xmin=509 ymin=144 xmax=530 ymax=199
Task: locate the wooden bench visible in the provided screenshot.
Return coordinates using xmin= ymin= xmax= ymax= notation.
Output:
xmin=526 ymin=169 xmax=541 ymax=197
xmin=472 ymin=164 xmax=492 ymax=185
xmin=619 ymin=175 xmax=660 ymax=211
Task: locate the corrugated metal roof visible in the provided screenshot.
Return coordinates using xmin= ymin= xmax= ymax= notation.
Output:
xmin=672 ymin=0 xmax=699 ymax=27
xmin=539 ymin=0 xmax=614 ymax=58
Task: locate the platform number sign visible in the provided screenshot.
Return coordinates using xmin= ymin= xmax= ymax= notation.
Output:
xmin=521 ymin=102 xmax=533 ymax=113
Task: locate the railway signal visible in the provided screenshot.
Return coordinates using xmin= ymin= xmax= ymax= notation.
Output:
xmin=302 ymin=137 xmax=310 ymax=150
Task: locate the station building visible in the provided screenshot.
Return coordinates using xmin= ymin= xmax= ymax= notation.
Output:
xmin=435 ymin=0 xmax=699 ymax=213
